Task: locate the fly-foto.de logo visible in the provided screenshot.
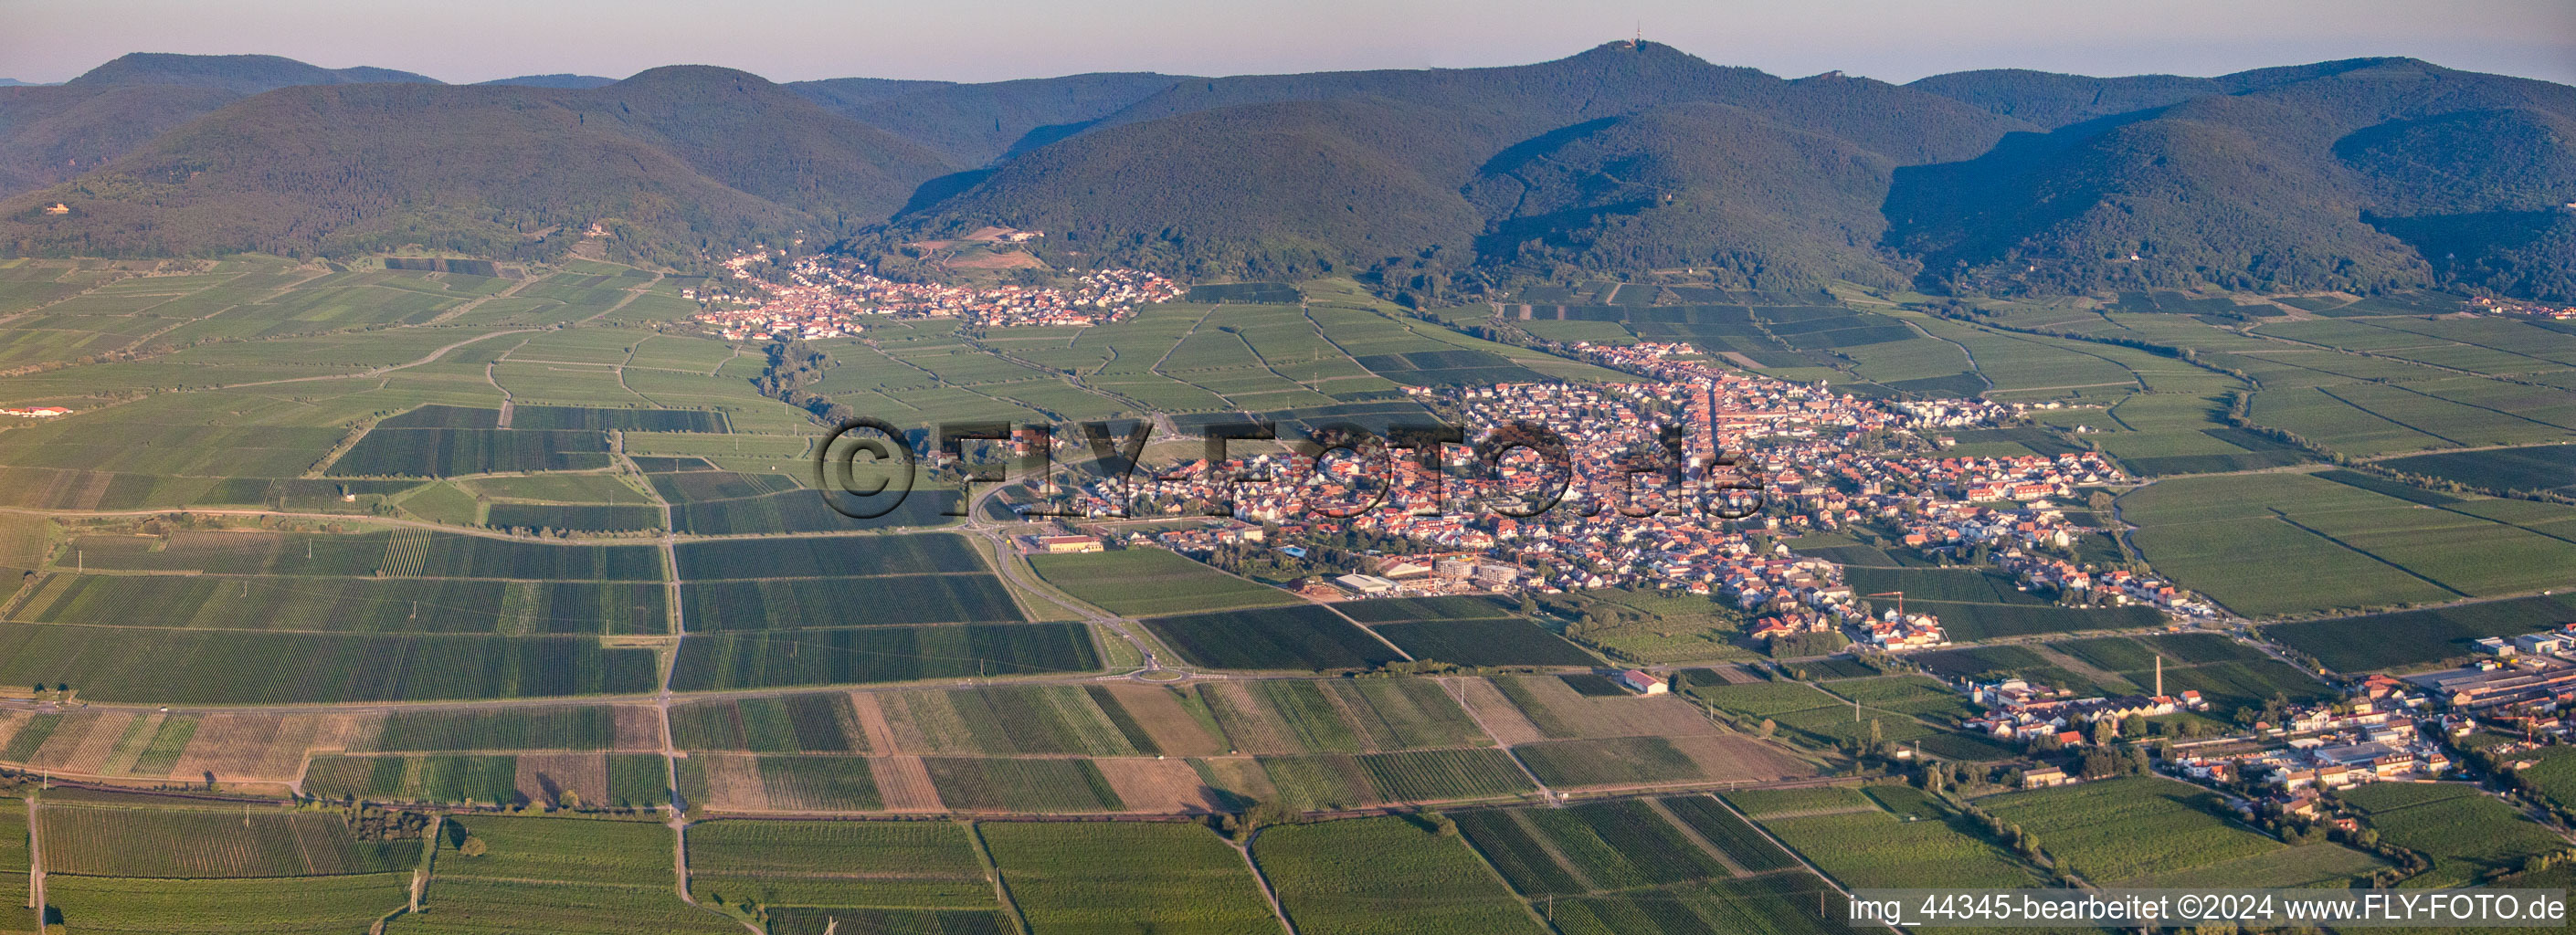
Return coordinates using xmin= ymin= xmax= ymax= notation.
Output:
xmin=811 ymin=417 xmax=1767 ymax=521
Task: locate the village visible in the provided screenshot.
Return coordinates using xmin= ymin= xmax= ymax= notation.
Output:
xmin=1004 ymin=339 xmax=2199 ymax=653
xmin=685 ymin=247 xmax=1182 ymax=337
xmin=977 ymin=333 xmax=2576 ymax=832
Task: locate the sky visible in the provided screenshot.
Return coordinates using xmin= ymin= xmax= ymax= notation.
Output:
xmin=5 ymin=0 xmax=2572 ymax=87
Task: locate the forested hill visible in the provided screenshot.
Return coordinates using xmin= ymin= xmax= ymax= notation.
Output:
xmin=3 ymin=45 xmax=2572 ymax=301
xmin=66 ymin=53 xmax=440 ymax=93
xmin=0 ymin=67 xmax=953 ymax=267
xmin=0 ymin=53 xmax=445 ymax=196
xmin=1891 ymin=58 xmax=2576 ymax=299
xmin=885 ymin=42 xmax=2043 ymax=288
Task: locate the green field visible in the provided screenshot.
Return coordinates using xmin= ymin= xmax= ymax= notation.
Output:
xmin=1980 ymin=776 xmax=2291 ymax=884
xmin=1142 ymin=605 xmax=1402 ymax=671
xmin=399 ymin=814 xmax=737 ymax=934
xmin=668 ymin=695 xmax=863 ymax=753
xmin=1256 ymin=816 xmax=1542 ymax=935
xmin=982 ymin=821 xmax=1279 ymax=934
xmin=2265 ymin=594 xmax=2576 ymax=671
xmin=670 ymin=623 xmax=1102 ymax=689
xmin=2125 ymin=471 xmax=2576 ymax=617
xmin=37 ymin=800 xmax=415 ymax=877
xmin=0 ymin=624 xmax=657 ymax=704
xmin=48 ymin=872 xmax=415 ymax=935
xmin=2341 ymin=782 xmax=2567 ymax=888
xmin=688 ymin=819 xmax=998 ymax=910
xmin=1027 ymin=548 xmax=1301 ymax=616
xmin=1757 ymin=804 xmax=2039 ymax=888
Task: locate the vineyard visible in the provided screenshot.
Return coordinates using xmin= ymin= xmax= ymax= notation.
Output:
xmin=1659 ymin=794 xmax=1800 ymax=872
xmin=748 ymin=756 xmax=885 ymax=811
xmin=669 ymin=623 xmax=1101 ymax=689
xmin=37 ymin=802 xmax=412 ymax=877
xmin=1756 ymin=808 xmax=2038 ymax=888
xmin=48 ymin=873 xmax=414 ymax=935
xmin=361 ymin=706 xmax=631 ymax=751
xmin=1027 ymin=548 xmax=1301 ymax=616
xmin=1256 ymin=816 xmax=1544 ymax=935
xmin=2341 ymin=782 xmax=2566 ymax=888
xmin=668 ymin=695 xmax=864 ymax=753
xmin=921 ymin=757 xmax=1124 ymax=812
xmin=1141 ymin=605 xmax=1401 ymax=671
xmin=689 ymin=819 xmax=996 ymax=910
xmin=1513 ymin=736 xmax=1703 ymax=787
xmin=1354 ymin=748 xmax=1536 ymax=802
xmin=1980 ymin=777 xmax=2286 ymax=883
xmin=680 ymin=574 xmax=1026 ymax=630
xmin=674 ymin=532 xmax=985 ymax=580
xmin=981 ymin=822 xmax=1279 ymax=934
xmin=332 ymin=427 xmax=612 ymax=478
xmin=10 ymin=573 xmax=670 ymax=635
xmin=0 ymin=625 xmax=660 ymax=703
xmin=1370 ymin=617 xmax=1599 ymax=667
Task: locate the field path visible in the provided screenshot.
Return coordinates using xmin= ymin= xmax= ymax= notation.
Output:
xmin=1508 ymin=808 xmax=1604 ymax=890
xmin=487 ymin=335 xmax=533 ymax=427
xmin=1236 ymin=827 xmax=1299 ymax=935
xmin=960 ymin=484 xmax=1166 ymax=675
xmin=228 ymin=327 xmax=542 ymax=389
xmin=1445 ymin=677 xmax=1557 ymax=804
xmin=1642 ymin=795 xmax=1751 ymax=877
xmin=21 ymin=795 xmax=39 ymax=925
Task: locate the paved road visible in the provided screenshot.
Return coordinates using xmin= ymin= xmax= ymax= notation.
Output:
xmin=959 ymin=483 xmax=1168 ymax=677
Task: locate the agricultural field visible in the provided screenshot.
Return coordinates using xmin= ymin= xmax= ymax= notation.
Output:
xmin=332 ymin=428 xmax=614 ymax=477
xmin=2268 ymin=594 xmax=2576 ymax=673
xmin=676 ymin=533 xmax=984 ymax=579
xmin=1453 ymin=799 xmax=1729 ymax=897
xmin=921 ymin=757 xmax=1122 ymax=813
xmin=1355 ymin=749 xmax=1536 ymax=802
xmin=0 ymin=624 xmax=658 ymax=704
xmin=1026 ymin=548 xmax=1300 ymax=616
xmin=1721 ymin=785 xmax=1872 ymax=820
xmin=1367 ymin=617 xmax=1597 ymax=667
xmin=55 ymin=529 xmax=662 ymax=580
xmin=398 ymin=814 xmax=738 ymax=934
xmin=2340 ymin=782 xmax=2568 ymax=888
xmin=10 ymin=573 xmax=670 ymax=635
xmin=668 ymin=695 xmax=865 ymax=753
xmin=1980 ymin=776 xmax=2298 ymax=884
xmin=36 ymin=798 xmax=415 ymax=877
xmin=300 ymin=753 xmax=650 ymax=806
xmin=2124 ymin=471 xmax=2576 ymax=616
xmin=1547 ymin=873 xmax=1842 ymax=935
xmin=681 ymin=574 xmax=1026 ymax=630
xmin=670 ymin=623 xmax=1101 ymax=689
xmin=981 ymin=821 xmax=1280 ymax=934
xmin=48 ymin=872 xmax=415 ymax=935
xmin=1658 ymin=794 xmax=1800 ymax=871
xmin=1756 ymin=800 xmax=2040 ymax=889
xmin=1188 ymin=678 xmax=1492 ymax=757
xmin=687 ymin=819 xmax=999 ymax=914
xmin=866 ymin=684 xmax=1158 ymax=756
xmin=1141 ymin=605 xmax=1402 ymax=671
xmin=2380 ymin=443 xmax=2576 ymax=494
xmin=1255 ymin=815 xmax=1543 ymax=935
